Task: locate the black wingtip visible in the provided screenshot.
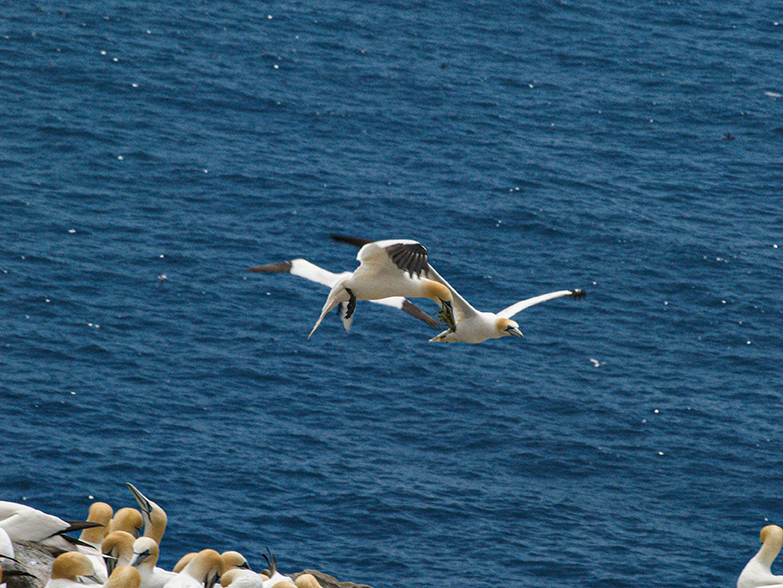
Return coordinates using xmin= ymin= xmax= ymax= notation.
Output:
xmin=330 ymin=234 xmax=373 ymax=248
xmin=571 ymin=289 xmax=586 ymax=299
xmin=247 ymin=261 xmax=294 ymax=274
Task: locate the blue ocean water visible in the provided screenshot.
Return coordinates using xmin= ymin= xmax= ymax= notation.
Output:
xmin=2 ymin=1 xmax=782 ymax=586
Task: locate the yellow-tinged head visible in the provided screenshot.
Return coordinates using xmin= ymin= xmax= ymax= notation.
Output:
xmin=50 ymin=552 xmax=96 ymax=581
xmin=496 ymin=317 xmax=523 ymax=338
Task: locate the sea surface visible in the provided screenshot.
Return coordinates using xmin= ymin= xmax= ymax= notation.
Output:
xmin=2 ymin=1 xmax=782 ymax=587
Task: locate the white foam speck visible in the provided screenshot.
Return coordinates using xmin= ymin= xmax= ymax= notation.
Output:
xmin=765 ymin=91 xmax=782 ymax=98
xmin=117 ymin=155 xmax=124 ymax=160
xmin=589 ymin=358 xmax=601 ymax=367
xmin=68 ymin=229 xmax=76 ymax=233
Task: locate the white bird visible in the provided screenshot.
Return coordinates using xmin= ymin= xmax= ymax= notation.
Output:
xmin=161 ymin=550 xmax=223 ymax=588
xmin=44 ymin=552 xmax=100 ymax=588
xmin=247 ymin=259 xmax=442 ymax=332
xmin=0 ymin=502 xmax=102 ymax=553
xmin=737 ymin=525 xmax=783 ymax=588
xmin=301 ymin=239 xmax=456 ymax=338
xmin=128 ymin=538 xmax=176 ymax=588
xmin=330 ymin=234 xmax=585 ymax=344
xmin=126 ymin=485 xmax=167 ymax=547
xmin=102 ymin=531 xmax=137 ymax=577
xmin=78 ymin=502 xmax=114 ymax=582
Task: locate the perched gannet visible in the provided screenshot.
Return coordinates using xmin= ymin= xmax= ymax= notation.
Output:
xmin=109 ymin=509 xmax=143 ymax=538
xmin=128 ymin=538 xmax=176 ymax=588
xmin=221 ymin=552 xmax=250 ymax=573
xmin=161 ymin=549 xmax=223 ymax=588
xmin=305 ymin=239 xmax=456 ymax=338
xmin=737 ymin=525 xmax=783 ymax=588
xmin=126 ymin=485 xmax=167 ymax=546
xmin=0 ymin=502 xmax=101 ymax=553
xmin=294 ymin=574 xmax=322 ymax=588
xmin=102 ymin=531 xmax=136 ymax=577
xmin=104 ymin=566 xmax=142 ymax=588
xmin=260 ymin=550 xmax=292 ymax=588
xmin=248 ymin=259 xmax=441 ymax=331
xmin=79 ymin=502 xmax=113 ymax=582
xmin=44 ymin=552 xmax=100 ymax=588
xmin=220 ymin=569 xmax=263 ymax=588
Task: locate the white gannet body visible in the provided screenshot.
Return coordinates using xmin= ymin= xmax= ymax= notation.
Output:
xmin=738 ymin=525 xmax=783 ymax=588
xmin=0 ymin=502 xmax=101 ymax=553
xmin=129 ymin=538 xmax=176 ymax=588
xmin=220 ymin=569 xmax=263 ymax=588
xmin=44 ymin=552 xmax=99 ymax=588
xmin=305 ymin=239 xmax=455 ymax=338
xmin=0 ymin=528 xmax=13 ymax=561
xmin=247 ymin=259 xmax=441 ymax=332
xmin=161 ymin=550 xmax=223 ymax=588
xmin=126 ymin=485 xmax=167 ymax=547
xmin=427 ymin=264 xmax=585 ymax=343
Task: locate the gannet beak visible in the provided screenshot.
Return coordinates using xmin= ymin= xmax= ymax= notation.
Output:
xmin=506 ymin=326 xmax=524 ymax=338
xmin=127 ymin=483 xmax=153 ymax=515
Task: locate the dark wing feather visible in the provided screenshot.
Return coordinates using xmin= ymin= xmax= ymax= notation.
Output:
xmin=330 ymin=234 xmax=373 ymax=248
xmin=385 ymin=242 xmax=429 ymax=277
xmin=246 ymin=261 xmax=293 ymax=274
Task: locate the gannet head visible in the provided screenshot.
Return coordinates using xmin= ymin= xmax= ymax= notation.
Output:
xmin=126 ymin=483 xmax=167 ymax=545
xmin=80 ymin=501 xmax=113 ymax=545
xmin=423 ymin=281 xmax=456 ymax=329
xmin=102 ymin=531 xmax=136 ymax=575
xmin=109 ymin=508 xmax=144 ymax=538
xmin=497 ymin=318 xmax=523 ymax=338
xmin=50 ymin=552 xmax=98 ymax=582
xmin=184 ymin=549 xmax=224 ymax=588
xmin=760 ymin=525 xmax=783 ymax=545
xmin=105 ymin=566 xmax=141 ymax=588
xmin=129 ymin=537 xmax=160 ymax=569
xmin=221 ymin=551 xmax=250 ymax=572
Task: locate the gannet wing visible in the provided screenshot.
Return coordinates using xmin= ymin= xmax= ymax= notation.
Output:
xmin=354 ymin=239 xmax=431 ymax=278
xmin=247 ymin=259 xmax=348 ymax=288
xmin=497 ymin=289 xmax=586 ymax=319
xmin=424 ymin=265 xmax=481 ymax=322
xmin=247 ymin=259 xmax=440 ymax=330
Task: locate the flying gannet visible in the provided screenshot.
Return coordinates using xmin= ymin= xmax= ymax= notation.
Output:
xmin=247 ymin=259 xmax=442 ymax=332
xmin=737 ymin=525 xmax=783 ymax=588
xmin=302 ymin=239 xmax=456 ymax=338
xmin=330 ymin=234 xmax=585 ymax=344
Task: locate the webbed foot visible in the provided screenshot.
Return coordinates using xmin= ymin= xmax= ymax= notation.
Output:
xmin=437 ymin=299 xmax=456 ymax=331
xmin=344 ymin=287 xmax=357 ymax=319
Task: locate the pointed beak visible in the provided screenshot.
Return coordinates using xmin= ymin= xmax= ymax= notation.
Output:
xmin=127 ymin=483 xmax=153 ymax=515
xmin=506 ymin=326 xmax=524 ymax=338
